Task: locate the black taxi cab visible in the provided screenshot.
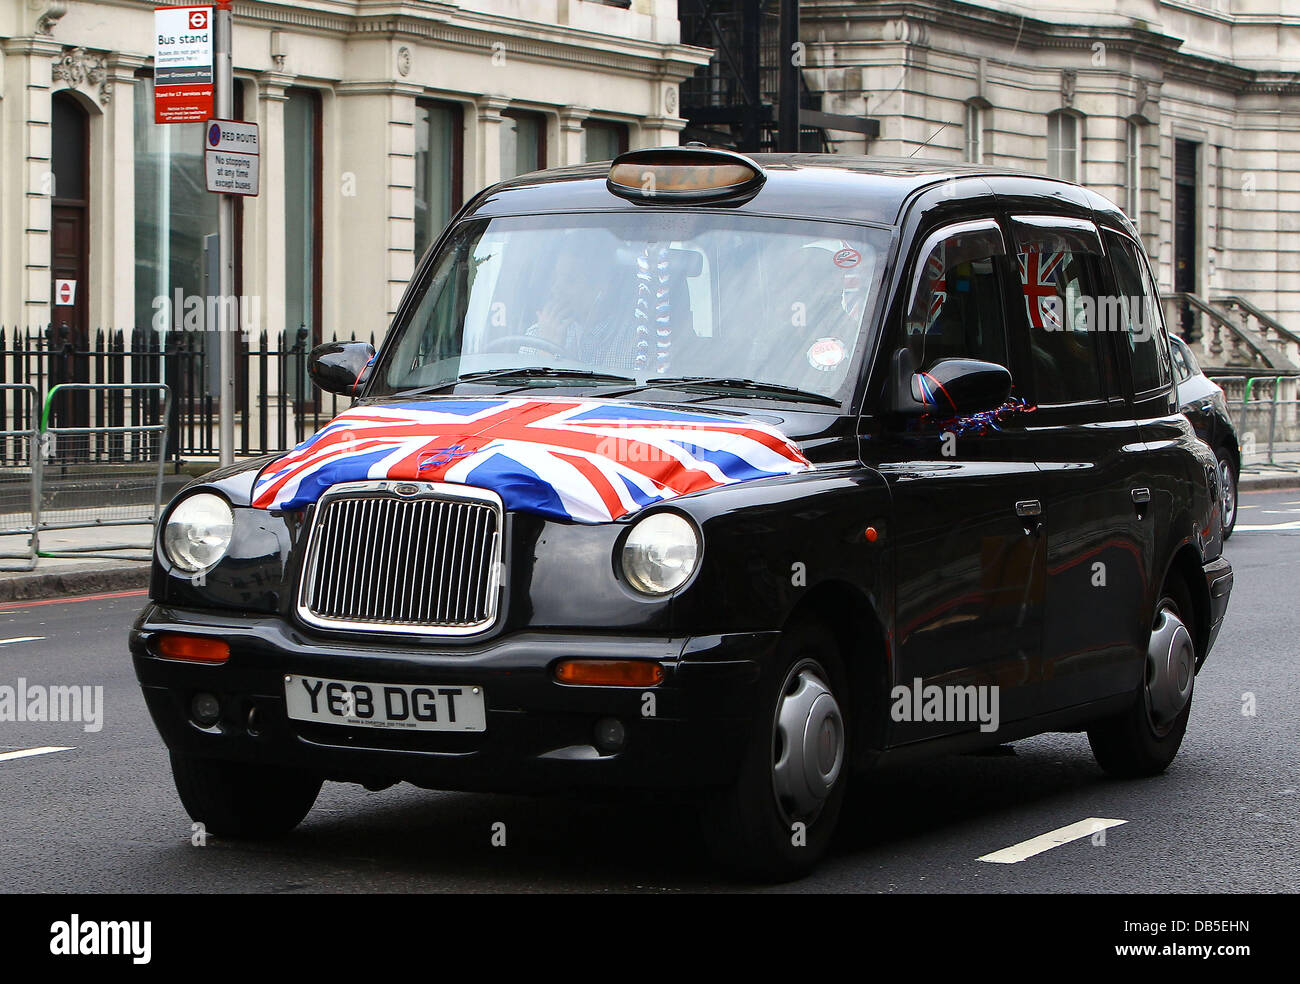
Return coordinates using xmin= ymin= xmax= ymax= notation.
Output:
xmin=131 ymin=147 xmax=1233 ymax=880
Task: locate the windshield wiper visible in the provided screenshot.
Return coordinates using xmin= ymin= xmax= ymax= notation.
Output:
xmin=601 ymin=376 xmax=841 ymax=407
xmin=389 ymin=367 xmax=636 ymax=398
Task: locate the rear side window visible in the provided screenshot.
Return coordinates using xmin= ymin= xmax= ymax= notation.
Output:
xmin=903 ymin=219 xmax=1009 ymax=372
xmin=1012 ymin=216 xmax=1116 ymax=405
xmin=1104 ymin=230 xmax=1172 ymax=394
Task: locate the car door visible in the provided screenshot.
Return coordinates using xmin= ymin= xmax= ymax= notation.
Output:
xmin=1013 ymin=215 xmax=1151 ymax=709
xmin=872 ymin=214 xmax=1045 ymax=741
xmin=1104 ymin=226 xmax=1197 ymax=638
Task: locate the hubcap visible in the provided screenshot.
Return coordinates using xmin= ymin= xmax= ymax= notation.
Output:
xmin=1219 ymin=459 xmax=1236 ymax=529
xmin=771 ymin=660 xmax=844 ymax=822
xmin=1145 ymin=603 xmax=1195 ymax=734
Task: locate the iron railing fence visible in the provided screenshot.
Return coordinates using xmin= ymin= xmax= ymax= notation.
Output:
xmin=0 ymin=324 xmax=367 ymax=461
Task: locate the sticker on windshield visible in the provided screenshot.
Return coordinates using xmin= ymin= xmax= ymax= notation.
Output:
xmin=832 ymin=247 xmax=861 ymax=269
xmin=807 ymin=337 xmax=846 ymax=372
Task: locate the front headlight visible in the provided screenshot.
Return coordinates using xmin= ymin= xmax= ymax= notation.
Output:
xmin=620 ymin=512 xmax=700 ymax=596
xmin=163 ymin=492 xmax=234 ymax=573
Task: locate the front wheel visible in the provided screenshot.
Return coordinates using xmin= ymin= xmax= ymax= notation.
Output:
xmin=1216 ymin=449 xmax=1238 ymax=539
xmin=1087 ymin=579 xmax=1197 ymax=778
xmin=170 ymin=752 xmax=322 ymax=838
xmin=701 ymin=622 xmax=849 ymax=881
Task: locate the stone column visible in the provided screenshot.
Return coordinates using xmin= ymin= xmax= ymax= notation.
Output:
xmin=476 ymin=95 xmax=510 ymax=190
xmin=0 ymin=36 xmax=63 ymax=330
xmin=558 ymin=105 xmax=590 ymax=166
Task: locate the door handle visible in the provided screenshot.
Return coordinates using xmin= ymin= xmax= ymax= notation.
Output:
xmin=1015 ymin=499 xmax=1042 ymax=518
xmin=1131 ymin=488 xmax=1151 ymax=505
xmin=1016 ymin=499 xmax=1043 ymax=535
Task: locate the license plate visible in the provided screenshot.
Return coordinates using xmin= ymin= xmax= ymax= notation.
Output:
xmin=284 ymin=675 xmax=486 ymax=733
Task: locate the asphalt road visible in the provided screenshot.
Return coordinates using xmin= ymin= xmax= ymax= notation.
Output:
xmin=1 ymin=487 xmax=1296 ymax=894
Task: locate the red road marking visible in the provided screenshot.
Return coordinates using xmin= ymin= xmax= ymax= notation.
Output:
xmin=0 ymin=588 xmax=147 ymax=612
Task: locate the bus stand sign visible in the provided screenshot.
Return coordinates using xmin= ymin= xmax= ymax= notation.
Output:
xmin=154 ymin=5 xmax=214 ymax=124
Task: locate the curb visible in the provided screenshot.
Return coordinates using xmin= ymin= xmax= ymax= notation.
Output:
xmin=0 ymin=565 xmax=150 ymax=603
xmin=1238 ymin=474 xmax=1300 ymax=492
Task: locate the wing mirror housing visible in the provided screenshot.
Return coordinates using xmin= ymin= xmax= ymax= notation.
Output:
xmin=308 ymin=341 xmax=376 ymax=397
xmin=892 ymin=355 xmax=1012 ymax=415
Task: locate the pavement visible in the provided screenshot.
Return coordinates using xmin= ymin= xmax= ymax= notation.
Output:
xmin=0 ymin=485 xmax=1294 ymax=893
xmin=1238 ymin=440 xmax=1300 ymax=490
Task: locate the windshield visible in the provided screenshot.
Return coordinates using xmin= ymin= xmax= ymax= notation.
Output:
xmin=370 ymin=210 xmax=890 ymax=406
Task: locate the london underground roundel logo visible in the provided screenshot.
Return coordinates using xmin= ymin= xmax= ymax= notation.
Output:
xmin=189 ymin=10 xmax=209 ymax=30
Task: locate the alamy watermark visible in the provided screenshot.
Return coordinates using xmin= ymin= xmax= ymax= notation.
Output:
xmin=890 ymin=677 xmax=1000 ymax=733
xmin=0 ymin=679 xmax=103 ymax=733
xmin=1039 ymin=293 xmax=1160 ymax=341
xmin=151 ymin=289 xmax=262 ymax=336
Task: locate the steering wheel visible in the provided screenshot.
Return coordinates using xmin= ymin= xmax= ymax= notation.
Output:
xmin=482 ymin=334 xmax=577 ymax=359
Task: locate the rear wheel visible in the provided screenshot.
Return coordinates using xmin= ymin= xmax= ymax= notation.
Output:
xmin=702 ymin=621 xmax=849 ymax=881
xmin=1087 ymin=578 xmax=1197 ymax=778
xmin=170 ymin=752 xmax=322 ymax=838
xmin=1216 ymin=449 xmax=1238 ymax=539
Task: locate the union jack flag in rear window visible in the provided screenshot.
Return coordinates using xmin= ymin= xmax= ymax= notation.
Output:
xmin=1017 ymin=249 xmax=1066 ymax=331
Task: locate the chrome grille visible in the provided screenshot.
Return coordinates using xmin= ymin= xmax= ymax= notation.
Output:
xmin=297 ymin=481 xmax=502 ymax=635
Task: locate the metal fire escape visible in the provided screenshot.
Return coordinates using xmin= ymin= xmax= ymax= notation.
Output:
xmin=677 ymin=0 xmax=878 ymax=153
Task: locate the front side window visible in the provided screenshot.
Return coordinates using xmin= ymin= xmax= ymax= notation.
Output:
xmin=902 ymin=220 xmax=1009 ymax=373
xmin=372 ymin=211 xmax=891 ymax=404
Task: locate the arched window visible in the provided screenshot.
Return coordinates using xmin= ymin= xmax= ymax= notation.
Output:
xmin=1046 ymin=110 xmax=1080 ymax=181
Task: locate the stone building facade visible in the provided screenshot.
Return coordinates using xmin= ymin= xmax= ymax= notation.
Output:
xmin=0 ymin=0 xmax=707 ymax=351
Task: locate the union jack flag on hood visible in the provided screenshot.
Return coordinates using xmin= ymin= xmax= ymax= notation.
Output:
xmin=251 ymin=398 xmax=813 ymax=523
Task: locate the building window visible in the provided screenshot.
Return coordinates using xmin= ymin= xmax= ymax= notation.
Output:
xmin=1214 ymin=145 xmax=1228 ymax=250
xmin=414 ymin=100 xmax=464 ymax=261
xmin=284 ymin=88 xmax=322 ymax=349
xmin=1126 ymin=120 xmax=1142 ymax=231
xmin=500 ymin=111 xmax=545 ymax=179
xmin=1046 ymin=110 xmax=1079 ymax=182
xmin=964 ymin=102 xmax=984 ymax=164
xmin=582 ymin=120 xmax=628 ymax=162
xmin=134 ymin=75 xmax=248 ymax=331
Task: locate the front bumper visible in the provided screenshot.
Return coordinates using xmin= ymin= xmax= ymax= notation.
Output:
xmin=130 ymin=604 xmax=772 ymax=793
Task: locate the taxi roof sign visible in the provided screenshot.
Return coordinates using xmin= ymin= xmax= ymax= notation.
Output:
xmin=607 ymin=146 xmax=766 ymax=204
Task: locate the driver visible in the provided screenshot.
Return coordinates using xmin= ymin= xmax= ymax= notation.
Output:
xmin=521 ymin=233 xmax=639 ymax=370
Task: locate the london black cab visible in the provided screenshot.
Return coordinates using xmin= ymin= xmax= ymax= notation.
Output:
xmin=131 ymin=147 xmax=1234 ymax=880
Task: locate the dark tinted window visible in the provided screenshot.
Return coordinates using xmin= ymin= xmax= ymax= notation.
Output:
xmin=1170 ymin=336 xmax=1193 ymax=382
xmin=1105 ymin=230 xmax=1172 ymax=393
xmin=1018 ymin=246 xmax=1116 ymax=404
xmin=904 ymin=221 xmax=1009 ymax=372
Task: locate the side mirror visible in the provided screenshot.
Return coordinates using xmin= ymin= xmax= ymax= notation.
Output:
xmin=308 ymin=341 xmax=376 ymax=397
xmin=909 ymin=358 xmax=1012 ymax=415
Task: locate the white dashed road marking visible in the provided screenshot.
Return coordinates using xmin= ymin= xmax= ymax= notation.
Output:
xmin=0 ymin=636 xmax=45 ymax=646
xmin=1236 ymin=521 xmax=1300 ymax=532
xmin=978 ymin=817 xmax=1128 ymax=864
xmin=0 ymin=746 xmax=73 ymax=763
